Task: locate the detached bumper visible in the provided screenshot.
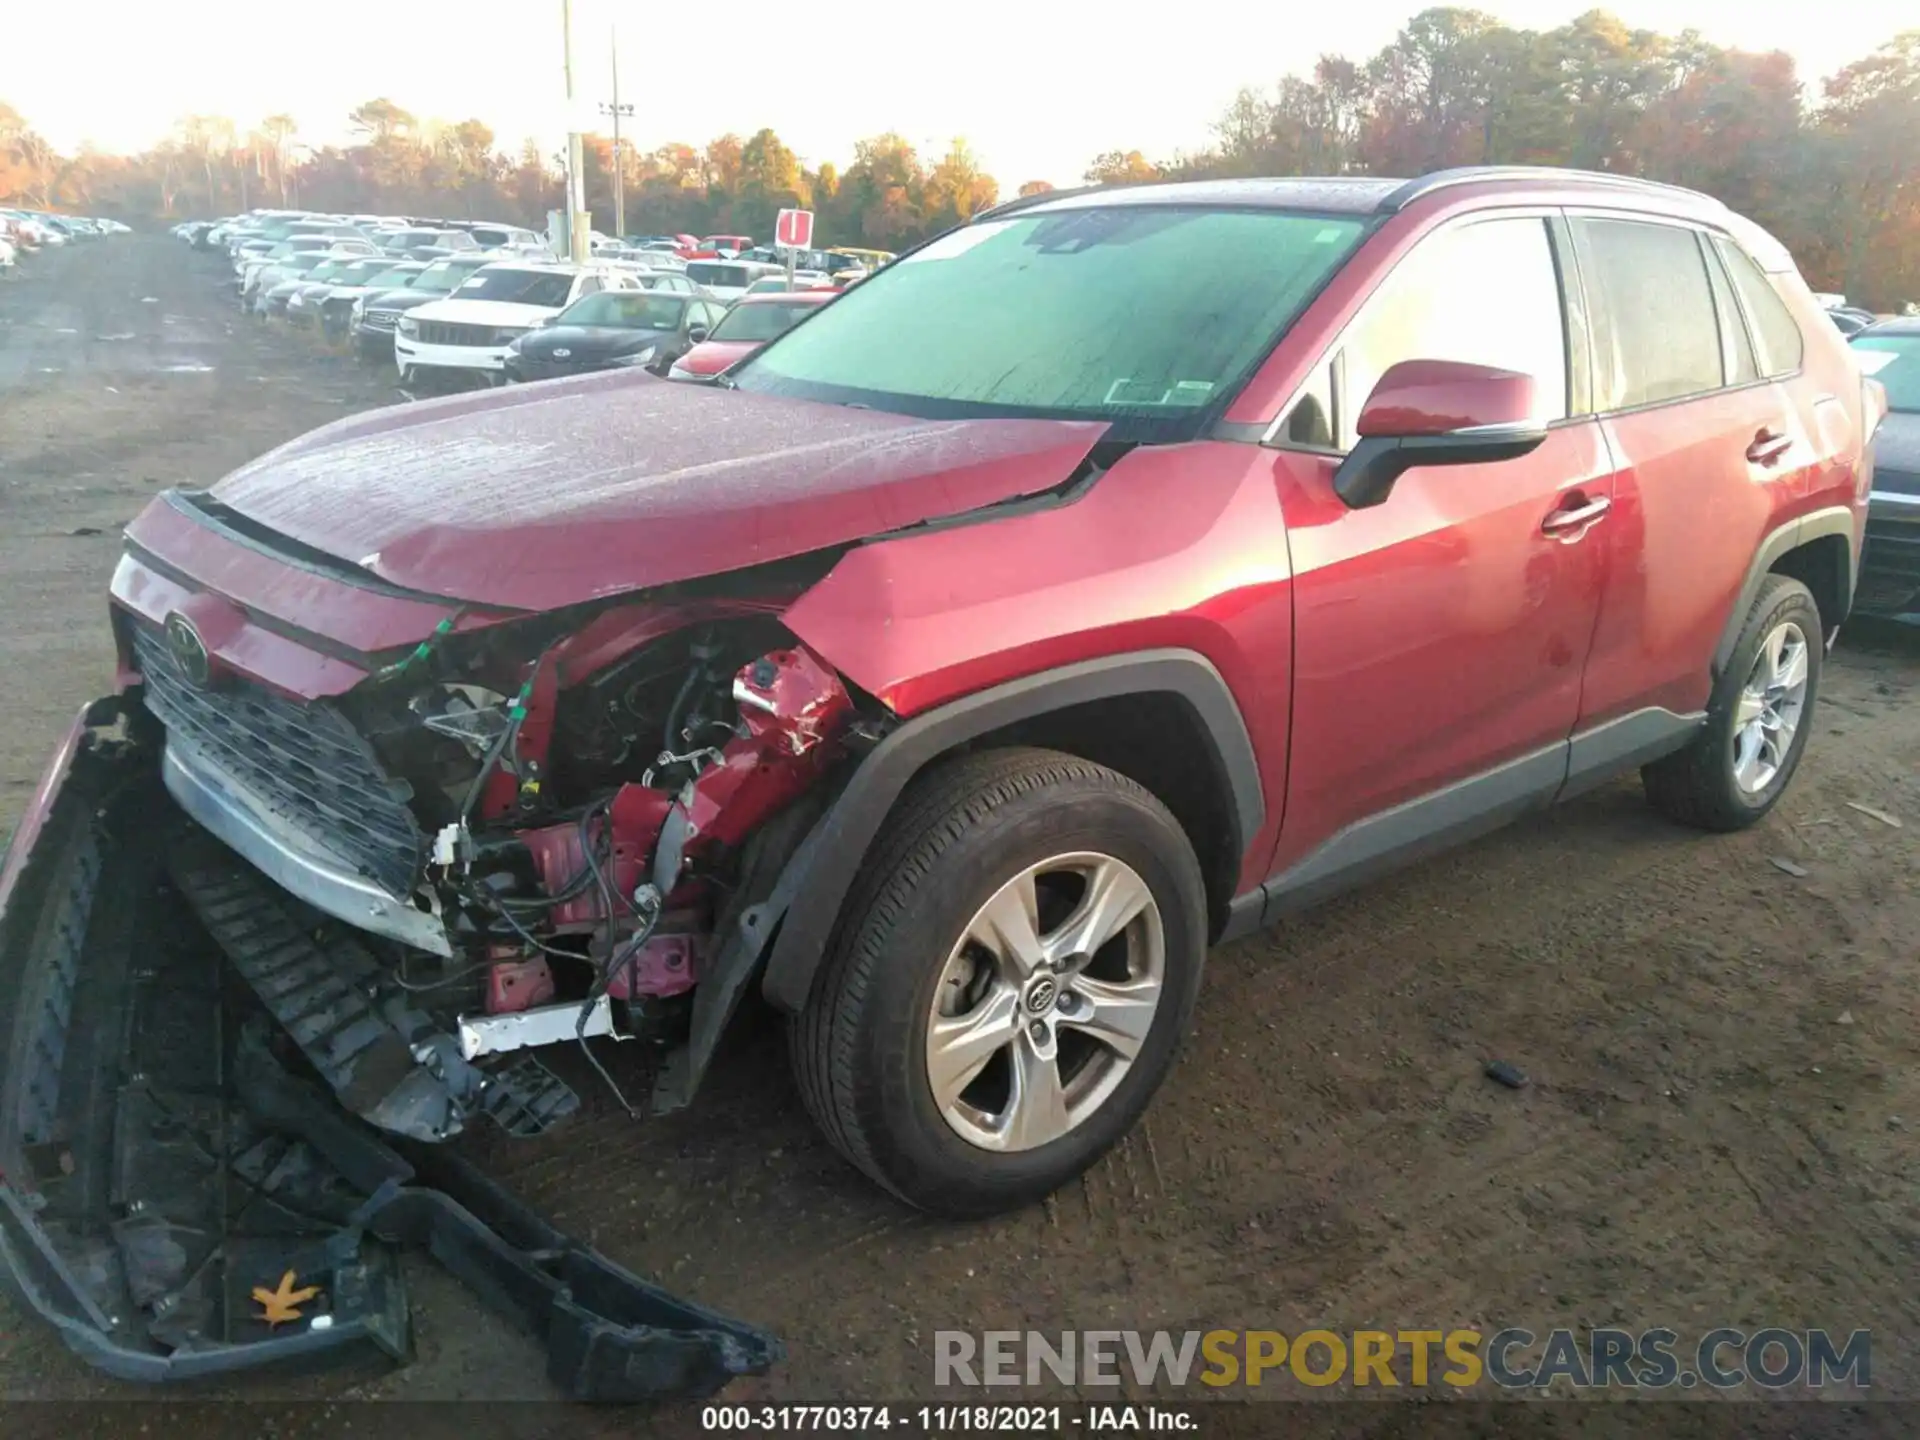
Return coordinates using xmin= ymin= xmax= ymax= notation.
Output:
xmin=0 ymin=701 xmax=782 ymax=1397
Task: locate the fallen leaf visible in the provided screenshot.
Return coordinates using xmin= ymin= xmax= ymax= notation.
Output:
xmin=251 ymin=1269 xmax=322 ymax=1326
xmin=1837 ymin=1011 xmax=1855 ymax=1025
xmin=1769 ymin=857 xmax=1809 ymax=877
xmin=1844 ymin=802 xmax=1902 ymax=828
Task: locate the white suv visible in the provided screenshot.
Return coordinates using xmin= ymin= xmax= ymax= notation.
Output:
xmin=394 ymin=262 xmax=638 ymax=385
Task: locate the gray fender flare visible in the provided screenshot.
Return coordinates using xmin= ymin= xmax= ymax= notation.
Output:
xmin=758 ymin=648 xmax=1265 ymax=1014
xmin=1711 ymin=505 xmax=1858 ymax=677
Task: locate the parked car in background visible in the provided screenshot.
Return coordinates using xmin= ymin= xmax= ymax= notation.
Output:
xmin=690 ymin=233 xmax=753 ymax=258
xmin=666 ymin=289 xmax=838 ymax=380
xmin=503 ymin=289 xmax=729 ymax=381
xmin=683 ymin=260 xmax=786 ymax=303
xmin=285 ymin=256 xmax=401 ymax=327
xmin=247 ymin=248 xmax=368 ymax=314
xmin=395 ymin=261 xmax=640 ymax=386
xmin=1849 ymin=319 xmax=1920 ymax=622
xmin=351 ymin=253 xmax=503 ymax=359
xmin=322 ymin=260 xmax=427 ymax=337
xmin=824 ymin=246 xmax=894 ymax=274
xmin=0 ymin=235 xmax=14 ymax=272
xmin=743 ymin=272 xmax=833 ymax=296
xmin=1827 ymin=307 xmax=1877 ymax=336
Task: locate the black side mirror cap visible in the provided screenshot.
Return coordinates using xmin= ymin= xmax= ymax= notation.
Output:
xmin=1332 ymin=424 xmax=1550 ymax=509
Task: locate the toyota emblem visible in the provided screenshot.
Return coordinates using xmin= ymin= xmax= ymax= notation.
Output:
xmin=164 ymin=613 xmax=212 ymax=688
xmin=552 ymin=347 xmax=571 ymax=358
xmin=1024 ymin=977 xmax=1058 ymax=1014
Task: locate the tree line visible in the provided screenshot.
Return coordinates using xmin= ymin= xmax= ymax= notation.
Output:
xmin=3 ymin=9 xmax=1916 ymax=305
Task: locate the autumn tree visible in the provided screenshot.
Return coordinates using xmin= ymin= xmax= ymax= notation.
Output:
xmin=924 ymin=139 xmax=998 ymax=229
xmin=1084 ymin=150 xmax=1161 ymax=184
xmin=1016 ymin=179 xmax=1055 ymax=197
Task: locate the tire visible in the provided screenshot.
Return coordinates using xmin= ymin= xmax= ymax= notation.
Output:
xmin=791 ymin=747 xmax=1207 ymax=1217
xmin=1643 ymin=573 xmax=1823 ymax=831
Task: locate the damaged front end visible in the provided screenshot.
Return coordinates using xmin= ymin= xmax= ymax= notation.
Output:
xmin=0 ymin=570 xmax=880 ymax=1392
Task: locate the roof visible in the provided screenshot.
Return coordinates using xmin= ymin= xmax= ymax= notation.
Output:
xmin=1859 ymin=317 xmax=1920 ymax=336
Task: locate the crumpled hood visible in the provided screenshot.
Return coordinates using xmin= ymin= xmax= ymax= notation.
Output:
xmin=207 ymin=371 xmax=1107 ymax=611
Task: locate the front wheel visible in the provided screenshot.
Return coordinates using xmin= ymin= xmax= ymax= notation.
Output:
xmin=791 ymin=748 xmax=1207 ymax=1217
xmin=1643 ymin=573 xmax=1823 ymax=831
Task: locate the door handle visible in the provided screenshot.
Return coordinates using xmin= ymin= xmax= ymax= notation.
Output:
xmin=1541 ymin=495 xmax=1611 ymax=538
xmin=1746 ymin=427 xmax=1792 ymax=466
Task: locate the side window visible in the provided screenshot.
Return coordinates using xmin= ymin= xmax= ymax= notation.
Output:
xmin=1573 ymin=218 xmax=1724 ymax=410
xmin=1330 ymin=218 xmax=1569 ymax=451
xmin=576 ymin=276 xmax=602 ymax=298
xmin=1714 ymin=236 xmax=1804 ymax=378
xmin=1703 ymin=242 xmax=1759 ymax=385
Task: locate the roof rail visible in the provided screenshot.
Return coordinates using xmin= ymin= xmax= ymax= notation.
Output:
xmin=1377 ymin=166 xmax=1718 ymax=214
xmin=970 ymin=182 xmax=1120 ymax=223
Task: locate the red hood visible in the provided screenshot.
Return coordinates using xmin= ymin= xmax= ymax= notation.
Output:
xmin=676 ymin=338 xmax=760 ymax=375
xmin=203 ymin=371 xmax=1107 ymax=611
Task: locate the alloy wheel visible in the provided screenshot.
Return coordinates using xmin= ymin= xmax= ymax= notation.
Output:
xmin=1731 ymin=620 xmax=1809 ymax=794
xmin=924 ymin=852 xmax=1165 ymax=1152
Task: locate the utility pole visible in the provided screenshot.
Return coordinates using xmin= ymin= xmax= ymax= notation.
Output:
xmin=561 ymin=0 xmax=589 ymax=262
xmin=600 ymin=29 xmax=634 ymax=241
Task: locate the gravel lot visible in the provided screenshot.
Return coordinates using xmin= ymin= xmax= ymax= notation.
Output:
xmin=1 ymin=235 xmax=1916 ymax=1431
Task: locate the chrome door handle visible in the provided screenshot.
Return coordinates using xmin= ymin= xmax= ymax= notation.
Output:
xmin=1746 ymin=427 xmax=1792 ymax=466
xmin=1541 ymin=495 xmax=1611 ymax=537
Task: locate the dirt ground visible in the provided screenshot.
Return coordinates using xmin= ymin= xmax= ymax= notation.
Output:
xmin=0 ymin=236 xmax=1915 ymax=1427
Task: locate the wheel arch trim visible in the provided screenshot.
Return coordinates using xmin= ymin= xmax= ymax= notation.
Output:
xmin=1712 ymin=504 xmax=1858 ymax=677
xmin=759 ymin=649 xmax=1264 ymax=1015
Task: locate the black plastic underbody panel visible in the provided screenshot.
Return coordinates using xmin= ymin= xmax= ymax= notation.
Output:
xmin=0 ymin=723 xmax=781 ymax=1397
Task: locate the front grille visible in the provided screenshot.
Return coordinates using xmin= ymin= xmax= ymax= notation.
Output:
xmin=415 ymin=320 xmax=499 ymax=347
xmin=362 ymin=310 xmax=399 ymax=331
xmin=133 ymin=626 xmax=424 ymax=898
xmin=1858 ymin=514 xmax=1920 ymax=615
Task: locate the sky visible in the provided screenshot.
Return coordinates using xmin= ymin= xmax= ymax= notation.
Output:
xmin=3 ymin=1 xmax=1906 ymax=187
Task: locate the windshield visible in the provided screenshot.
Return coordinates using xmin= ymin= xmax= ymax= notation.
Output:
xmin=687 ymin=262 xmax=752 ymax=289
xmin=732 ymin=206 xmax=1368 ymax=435
xmin=712 ymin=299 xmax=823 ymax=344
xmin=412 ymin=259 xmax=492 ymax=294
xmin=332 ymin=259 xmax=389 ymax=282
xmin=363 ymin=266 xmax=420 ymax=290
xmin=1852 ymin=333 xmax=1920 ymax=412
xmin=558 ymin=292 xmax=688 ymax=329
xmin=453 ymin=268 xmax=576 ymax=305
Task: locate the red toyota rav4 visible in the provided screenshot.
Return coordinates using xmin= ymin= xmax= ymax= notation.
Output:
xmin=0 ymin=169 xmax=1879 ymax=1389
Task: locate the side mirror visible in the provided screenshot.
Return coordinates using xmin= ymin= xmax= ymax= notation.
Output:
xmin=688 ymin=325 xmax=710 ymax=344
xmin=1332 ymin=360 xmax=1548 ymax=509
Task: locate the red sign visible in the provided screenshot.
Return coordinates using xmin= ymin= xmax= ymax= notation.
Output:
xmin=775 ymin=208 xmax=815 ymax=250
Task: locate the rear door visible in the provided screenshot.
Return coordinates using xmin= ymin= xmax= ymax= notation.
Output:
xmin=1569 ymin=215 xmax=1816 ymax=726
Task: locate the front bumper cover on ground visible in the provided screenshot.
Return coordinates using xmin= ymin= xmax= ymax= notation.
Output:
xmin=0 ymin=699 xmax=781 ymax=1398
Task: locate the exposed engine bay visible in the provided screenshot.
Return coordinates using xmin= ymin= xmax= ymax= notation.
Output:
xmin=123 ymin=577 xmax=886 ymax=1149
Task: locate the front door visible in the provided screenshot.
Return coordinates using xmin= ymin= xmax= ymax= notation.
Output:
xmin=1268 ymin=213 xmax=1612 ymax=878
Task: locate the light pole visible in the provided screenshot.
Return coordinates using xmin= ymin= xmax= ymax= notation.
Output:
xmin=561 ymin=0 xmax=589 ymax=262
xmin=600 ymin=30 xmax=634 ymax=241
